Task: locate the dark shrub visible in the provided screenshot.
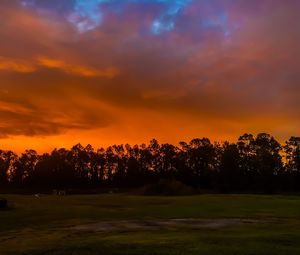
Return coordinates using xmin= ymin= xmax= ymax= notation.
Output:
xmin=0 ymin=198 xmax=8 ymax=209
xmin=141 ymin=179 xmax=195 ymax=196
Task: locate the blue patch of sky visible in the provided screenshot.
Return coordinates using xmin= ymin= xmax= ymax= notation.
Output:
xmin=69 ymin=0 xmax=193 ymax=33
xmin=20 ymin=0 xmax=235 ymax=36
xmin=150 ymin=0 xmax=192 ymax=34
xmin=21 ymin=0 xmax=193 ymax=33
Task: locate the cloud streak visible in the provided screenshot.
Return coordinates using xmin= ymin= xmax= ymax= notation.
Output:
xmin=38 ymin=57 xmax=119 ymax=77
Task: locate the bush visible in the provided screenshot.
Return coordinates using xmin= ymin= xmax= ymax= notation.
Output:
xmin=141 ymin=179 xmax=195 ymax=196
xmin=0 ymin=198 xmax=8 ymax=209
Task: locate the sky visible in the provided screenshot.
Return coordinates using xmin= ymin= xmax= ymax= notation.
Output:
xmin=0 ymin=0 xmax=300 ymax=152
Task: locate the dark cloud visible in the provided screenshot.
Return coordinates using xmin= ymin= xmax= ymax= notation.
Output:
xmin=0 ymin=70 xmax=115 ymax=138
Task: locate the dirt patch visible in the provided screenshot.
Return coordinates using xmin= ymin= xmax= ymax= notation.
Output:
xmin=71 ymin=218 xmax=266 ymax=232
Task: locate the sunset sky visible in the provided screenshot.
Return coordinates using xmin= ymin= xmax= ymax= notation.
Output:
xmin=1 ymin=0 xmax=300 ymax=152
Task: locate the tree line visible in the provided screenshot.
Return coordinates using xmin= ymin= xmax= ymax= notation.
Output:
xmin=0 ymin=133 xmax=300 ymax=193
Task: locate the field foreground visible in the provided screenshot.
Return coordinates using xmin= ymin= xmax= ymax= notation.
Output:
xmin=0 ymin=194 xmax=300 ymax=255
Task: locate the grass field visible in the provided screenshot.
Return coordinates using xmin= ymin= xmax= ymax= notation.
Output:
xmin=1 ymin=194 xmax=300 ymax=255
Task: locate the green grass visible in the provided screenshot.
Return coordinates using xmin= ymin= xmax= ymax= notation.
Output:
xmin=1 ymin=194 xmax=300 ymax=254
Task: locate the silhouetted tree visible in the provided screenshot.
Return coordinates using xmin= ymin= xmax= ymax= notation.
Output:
xmin=252 ymin=133 xmax=282 ymax=192
xmin=185 ymin=138 xmax=216 ymax=188
xmin=0 ymin=150 xmax=16 ymax=187
xmin=1 ymin=133 xmax=299 ymax=193
xmin=218 ymin=143 xmax=244 ymax=192
xmin=284 ymin=137 xmax=300 ymax=190
xmin=11 ymin=150 xmax=37 ymax=187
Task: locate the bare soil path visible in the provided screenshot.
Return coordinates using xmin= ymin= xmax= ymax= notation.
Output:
xmin=71 ymin=218 xmax=267 ymax=232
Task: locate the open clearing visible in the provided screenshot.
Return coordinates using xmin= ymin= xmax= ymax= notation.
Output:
xmin=0 ymin=194 xmax=300 ymax=255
